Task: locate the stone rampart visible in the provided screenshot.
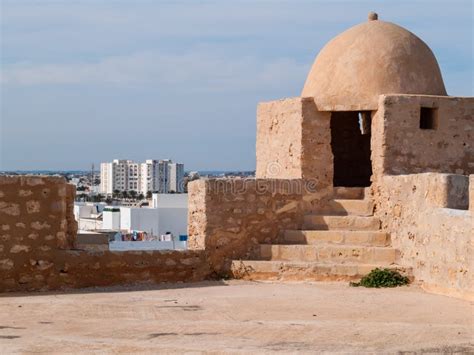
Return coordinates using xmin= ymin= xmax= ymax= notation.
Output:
xmin=188 ymin=178 xmax=321 ymax=275
xmin=0 ymin=176 xmax=210 ymax=292
xmin=373 ymin=173 xmax=473 ymax=301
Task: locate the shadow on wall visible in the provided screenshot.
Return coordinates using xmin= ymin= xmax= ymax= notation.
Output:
xmin=443 ymin=174 xmax=469 ymax=210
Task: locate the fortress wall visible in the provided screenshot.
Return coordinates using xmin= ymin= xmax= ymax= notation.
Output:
xmin=0 ymin=176 xmax=210 ymax=292
xmin=0 ymin=175 xmax=77 ymax=252
xmin=188 ymin=178 xmax=316 ymax=274
xmin=1 ymin=248 xmax=209 ymax=292
xmin=373 ymin=173 xmax=473 ymax=301
xmin=256 ymin=97 xmax=332 ymax=186
xmin=372 ymin=95 xmax=473 ymax=178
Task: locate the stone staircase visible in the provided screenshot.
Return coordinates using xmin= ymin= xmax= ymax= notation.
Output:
xmin=231 ymin=187 xmax=411 ymax=281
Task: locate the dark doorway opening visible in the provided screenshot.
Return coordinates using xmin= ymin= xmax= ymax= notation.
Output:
xmin=330 ymin=111 xmax=372 ymax=187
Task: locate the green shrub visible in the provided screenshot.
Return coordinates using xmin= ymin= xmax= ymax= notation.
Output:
xmin=350 ymin=268 xmax=410 ymax=288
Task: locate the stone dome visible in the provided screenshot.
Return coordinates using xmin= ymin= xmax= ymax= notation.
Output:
xmin=301 ymin=14 xmax=447 ymax=110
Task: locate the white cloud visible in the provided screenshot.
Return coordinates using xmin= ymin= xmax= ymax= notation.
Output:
xmin=1 ymin=0 xmax=472 ymax=170
xmin=1 ymin=51 xmax=309 ymax=93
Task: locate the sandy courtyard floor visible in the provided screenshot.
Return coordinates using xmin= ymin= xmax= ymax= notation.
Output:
xmin=0 ymin=280 xmax=472 ymax=354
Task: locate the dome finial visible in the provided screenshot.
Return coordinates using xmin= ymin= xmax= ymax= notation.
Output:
xmin=368 ymin=12 xmax=378 ymax=21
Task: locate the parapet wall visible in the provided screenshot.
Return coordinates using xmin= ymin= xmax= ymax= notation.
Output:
xmin=188 ymin=178 xmax=322 ymax=274
xmin=373 ymin=173 xmax=473 ymax=301
xmin=0 ymin=176 xmax=210 ymax=292
xmin=0 ymin=175 xmax=77 ymax=251
xmin=3 ymin=173 xmax=472 ymax=295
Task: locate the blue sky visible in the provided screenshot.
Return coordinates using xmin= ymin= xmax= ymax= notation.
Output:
xmin=1 ymin=0 xmax=472 ymax=171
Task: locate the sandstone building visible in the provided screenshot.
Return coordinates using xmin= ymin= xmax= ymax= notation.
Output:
xmin=0 ymin=13 xmax=472 ymax=301
xmin=187 ymin=13 xmax=473 ymax=300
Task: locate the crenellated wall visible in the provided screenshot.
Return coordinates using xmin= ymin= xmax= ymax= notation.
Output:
xmin=0 ymin=176 xmax=210 ymax=292
xmin=0 ymin=176 xmax=77 ymax=253
xmin=373 ymin=173 xmax=473 ymax=301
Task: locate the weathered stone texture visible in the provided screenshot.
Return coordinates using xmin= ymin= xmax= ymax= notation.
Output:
xmin=470 ymin=175 xmax=474 ymax=212
xmin=372 ymin=95 xmax=473 ymax=178
xmin=257 ymin=98 xmax=305 ymax=179
xmin=0 ymin=248 xmax=209 ymax=292
xmin=0 ymin=176 xmax=210 ymax=292
xmin=373 ymin=173 xmax=473 ymax=301
xmin=301 ymin=99 xmax=333 ymax=184
xmin=0 ymin=176 xmax=77 ymax=254
xmin=187 ymin=180 xmax=208 ymax=250
xmin=188 ymin=178 xmax=313 ymax=274
xmin=256 ymin=97 xmax=332 ymax=185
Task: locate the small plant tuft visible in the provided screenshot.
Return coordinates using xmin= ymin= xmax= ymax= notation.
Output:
xmin=350 ymin=268 xmax=409 ymax=288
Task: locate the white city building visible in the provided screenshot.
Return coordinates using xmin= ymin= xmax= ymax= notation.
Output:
xmin=74 ymin=202 xmax=106 ymax=231
xmin=158 ymin=159 xmax=170 ymax=193
xmin=169 ymin=162 xmax=185 ymax=193
xmin=102 ymin=194 xmax=188 ymax=237
xmin=100 ymin=159 xmax=184 ymax=194
xmin=100 ymin=159 xmax=135 ymax=194
xmin=99 ymin=162 xmax=114 ymax=194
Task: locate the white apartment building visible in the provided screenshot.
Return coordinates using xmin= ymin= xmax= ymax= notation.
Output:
xmin=100 ymin=159 xmax=130 ymax=194
xmin=169 ymin=162 xmax=184 ymax=193
xmin=158 ymin=159 xmax=170 ymax=194
xmin=100 ymin=159 xmax=184 ymax=194
xmin=140 ymin=160 xmax=157 ymax=194
xmin=100 ymin=163 xmax=113 ymax=194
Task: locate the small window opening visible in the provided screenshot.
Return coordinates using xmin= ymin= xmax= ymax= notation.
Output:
xmin=420 ymin=107 xmax=438 ymax=130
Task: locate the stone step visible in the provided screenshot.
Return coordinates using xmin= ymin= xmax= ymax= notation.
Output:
xmin=332 ymin=187 xmax=367 ymax=200
xmin=259 ymin=244 xmax=398 ymax=264
xmin=303 ymin=215 xmax=381 ymax=231
xmin=282 ymin=230 xmax=390 ymax=247
xmin=230 ymin=260 xmax=412 ymax=282
xmin=314 ymin=199 xmax=374 ymax=216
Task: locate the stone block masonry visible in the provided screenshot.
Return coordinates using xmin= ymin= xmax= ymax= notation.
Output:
xmin=2 ymin=173 xmax=472 ymax=298
xmin=0 ymin=248 xmax=209 ymax=292
xmin=373 ymin=173 xmax=473 ymax=301
xmin=371 ymin=95 xmax=473 ymax=178
xmin=0 ymin=176 xmax=210 ymax=292
xmin=0 ymin=175 xmax=77 ymax=252
xmin=256 ymin=97 xmax=332 ymax=186
xmin=188 ymin=178 xmax=325 ymax=275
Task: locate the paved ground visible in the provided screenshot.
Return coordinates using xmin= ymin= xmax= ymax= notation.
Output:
xmin=0 ymin=281 xmax=473 ymax=354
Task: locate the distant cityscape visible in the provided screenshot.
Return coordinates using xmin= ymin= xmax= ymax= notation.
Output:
xmin=100 ymin=159 xmax=185 ymax=195
xmin=0 ymin=165 xmax=255 ymax=203
xmin=0 ymin=161 xmax=255 ymax=251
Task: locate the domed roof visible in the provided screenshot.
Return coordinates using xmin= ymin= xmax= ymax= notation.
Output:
xmin=301 ymin=13 xmax=447 ymax=110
